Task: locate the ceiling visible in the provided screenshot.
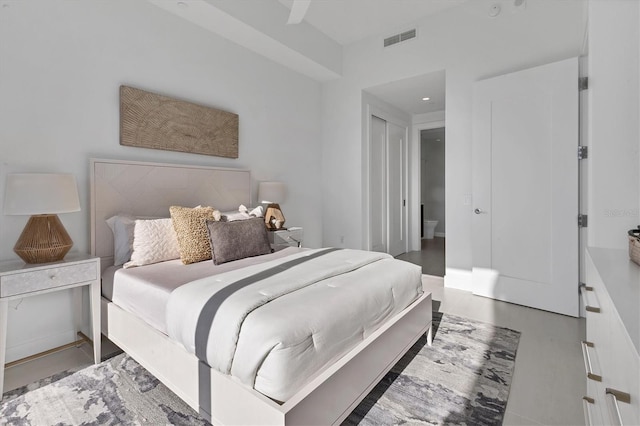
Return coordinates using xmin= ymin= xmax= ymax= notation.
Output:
xmin=276 ymin=1 xmax=454 ymax=115
xmin=277 ymin=0 xmax=468 ymax=45
xmin=365 ymin=70 xmax=446 ymax=115
xmin=153 ymin=0 xmax=457 ymax=115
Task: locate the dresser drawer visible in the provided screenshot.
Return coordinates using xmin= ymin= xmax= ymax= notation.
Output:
xmin=0 ymin=262 xmax=97 ymax=297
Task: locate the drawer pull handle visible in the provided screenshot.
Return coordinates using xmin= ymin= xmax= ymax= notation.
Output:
xmin=606 ymin=388 xmax=631 ymax=404
xmin=581 ymin=341 xmax=602 ymax=382
xmin=583 ymin=396 xmax=595 ymax=426
xmin=580 ymin=284 xmax=601 ymax=313
xmin=606 ymin=388 xmax=631 ymax=426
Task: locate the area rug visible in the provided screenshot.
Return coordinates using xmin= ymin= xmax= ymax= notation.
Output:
xmin=0 ymin=313 xmax=520 ymax=425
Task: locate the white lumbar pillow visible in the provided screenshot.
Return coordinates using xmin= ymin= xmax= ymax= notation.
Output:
xmin=123 ymin=218 xmax=180 ymax=268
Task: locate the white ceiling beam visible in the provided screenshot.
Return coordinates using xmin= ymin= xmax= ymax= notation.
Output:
xmin=287 ymin=0 xmax=311 ymax=25
xmin=147 ymin=0 xmax=342 ymax=82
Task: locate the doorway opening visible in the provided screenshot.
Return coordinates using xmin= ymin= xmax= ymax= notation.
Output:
xmin=421 ymin=127 xmax=445 ymax=275
xmin=362 ymin=69 xmax=446 ymax=273
xmin=396 ymin=127 xmax=445 ymax=276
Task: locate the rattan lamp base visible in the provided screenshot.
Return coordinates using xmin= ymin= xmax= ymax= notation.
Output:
xmin=14 ymin=214 xmax=73 ymax=264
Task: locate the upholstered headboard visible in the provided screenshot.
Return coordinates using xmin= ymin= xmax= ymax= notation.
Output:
xmin=90 ymin=158 xmax=251 ymax=268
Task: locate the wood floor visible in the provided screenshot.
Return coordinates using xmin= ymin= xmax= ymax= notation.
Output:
xmin=396 ymin=237 xmax=445 ymax=276
xmin=397 ymin=240 xmax=585 ymax=424
xmin=423 ymin=276 xmax=586 ymax=425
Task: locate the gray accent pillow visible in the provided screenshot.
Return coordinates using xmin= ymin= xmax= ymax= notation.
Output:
xmin=206 ymin=217 xmax=272 ymax=265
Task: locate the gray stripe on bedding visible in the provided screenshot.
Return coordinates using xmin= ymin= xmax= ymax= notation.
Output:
xmin=196 ymin=248 xmax=341 ymax=414
xmin=198 ymin=360 xmax=212 ymax=422
xmin=195 ymin=247 xmax=340 ymax=361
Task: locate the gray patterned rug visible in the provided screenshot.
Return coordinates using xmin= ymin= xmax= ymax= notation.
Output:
xmin=0 ymin=313 xmax=520 ymax=425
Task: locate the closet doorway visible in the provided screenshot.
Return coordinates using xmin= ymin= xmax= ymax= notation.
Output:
xmin=369 ymin=114 xmax=408 ymax=257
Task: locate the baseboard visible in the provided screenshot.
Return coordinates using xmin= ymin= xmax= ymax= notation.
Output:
xmin=5 ymin=329 xmax=78 ymax=364
xmin=444 ymin=268 xmax=472 ymax=292
xmin=421 ymin=274 xmax=444 ymax=288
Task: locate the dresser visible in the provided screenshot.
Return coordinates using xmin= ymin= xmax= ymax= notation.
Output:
xmin=0 ymin=253 xmax=101 ymax=396
xmin=582 ymin=248 xmax=639 ymax=425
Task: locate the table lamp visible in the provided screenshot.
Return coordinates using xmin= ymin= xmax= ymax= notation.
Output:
xmin=4 ymin=173 xmax=81 ymax=263
xmin=258 ymin=181 xmax=287 ymax=230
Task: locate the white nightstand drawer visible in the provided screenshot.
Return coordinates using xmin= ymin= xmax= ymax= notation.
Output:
xmin=0 ymin=262 xmax=97 ymax=297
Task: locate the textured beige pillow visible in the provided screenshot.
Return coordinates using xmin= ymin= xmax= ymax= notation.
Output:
xmin=170 ymin=206 xmax=219 ymax=264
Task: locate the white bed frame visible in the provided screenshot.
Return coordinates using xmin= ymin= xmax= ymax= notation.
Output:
xmin=90 ymin=158 xmax=432 ymax=425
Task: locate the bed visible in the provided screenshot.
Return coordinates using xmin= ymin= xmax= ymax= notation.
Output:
xmin=90 ymin=158 xmax=432 ymax=425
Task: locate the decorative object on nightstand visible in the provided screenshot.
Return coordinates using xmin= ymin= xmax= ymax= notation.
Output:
xmin=268 ymin=227 xmax=303 ymax=248
xmin=258 ymin=181 xmax=287 ymax=230
xmin=628 ymin=226 xmax=640 ymax=266
xmin=3 ymin=173 xmax=80 ymax=263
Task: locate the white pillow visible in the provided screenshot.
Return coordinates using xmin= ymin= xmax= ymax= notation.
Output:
xmin=123 ymin=218 xmax=180 ymax=268
xmin=221 ymin=211 xmax=252 ymax=222
xmin=105 ymin=214 xmax=136 ymax=266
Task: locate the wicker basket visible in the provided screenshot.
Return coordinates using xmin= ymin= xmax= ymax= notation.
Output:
xmin=629 ymin=227 xmax=640 ymax=266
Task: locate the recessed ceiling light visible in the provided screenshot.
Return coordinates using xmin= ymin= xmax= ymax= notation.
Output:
xmin=422 ymin=97 xmax=430 ymax=101
xmin=177 ymin=1 xmax=188 ymax=8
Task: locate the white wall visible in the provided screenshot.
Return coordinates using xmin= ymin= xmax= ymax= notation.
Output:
xmin=0 ymin=0 xmax=323 ymax=362
xmin=321 ymin=0 xmax=585 ymax=289
xmin=587 ymin=0 xmax=640 ymax=249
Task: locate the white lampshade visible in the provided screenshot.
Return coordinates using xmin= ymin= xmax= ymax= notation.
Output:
xmin=258 ymin=181 xmax=287 ymax=204
xmin=4 ymin=173 xmax=81 ymax=215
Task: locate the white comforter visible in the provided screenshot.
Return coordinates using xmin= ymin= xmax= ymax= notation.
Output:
xmin=166 ymin=248 xmax=422 ymax=402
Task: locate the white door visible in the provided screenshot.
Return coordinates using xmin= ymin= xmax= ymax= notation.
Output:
xmin=370 ymin=115 xmax=387 ymax=253
xmin=387 ymin=122 xmax=407 ymax=257
xmin=471 ymin=57 xmax=579 ymax=317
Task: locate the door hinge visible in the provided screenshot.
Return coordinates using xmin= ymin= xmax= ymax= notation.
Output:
xmin=578 ymin=146 xmax=588 ymax=160
xmin=579 ymin=77 xmax=588 ymax=91
xmin=578 ymin=214 xmax=588 ymax=228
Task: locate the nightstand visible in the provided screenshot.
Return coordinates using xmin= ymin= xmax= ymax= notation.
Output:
xmin=268 ymin=227 xmax=304 ymax=247
xmin=0 ymin=253 xmax=101 ymax=396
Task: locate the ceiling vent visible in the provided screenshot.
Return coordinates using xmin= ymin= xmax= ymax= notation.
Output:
xmin=384 ymin=29 xmax=417 ymax=47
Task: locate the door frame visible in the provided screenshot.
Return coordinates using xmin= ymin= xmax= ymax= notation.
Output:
xmin=410 ymin=119 xmax=446 ymax=252
xmin=362 ymin=103 xmax=409 ymax=254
